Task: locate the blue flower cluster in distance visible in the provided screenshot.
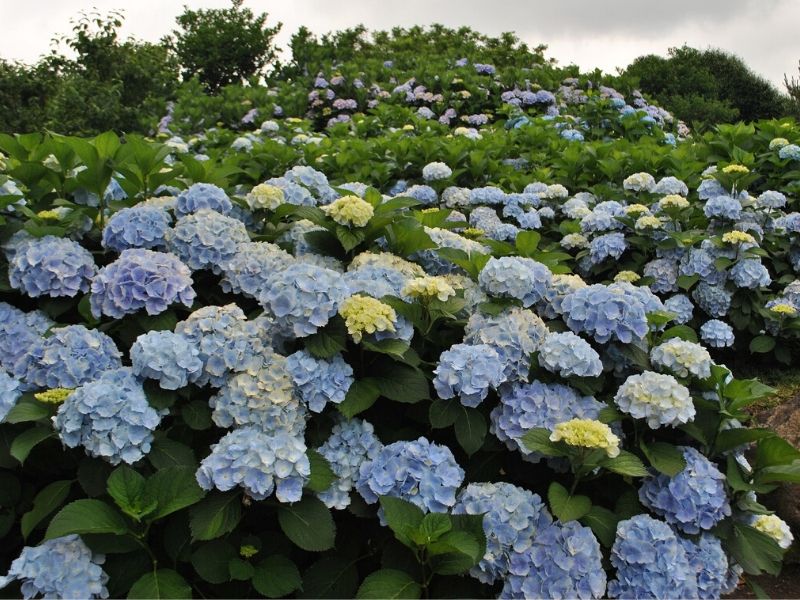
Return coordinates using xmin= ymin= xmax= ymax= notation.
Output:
xmin=174 ymin=182 xmax=232 ymax=217
xmin=433 ymin=343 xmax=506 ymax=407
xmin=478 ymin=256 xmax=552 ymax=307
xmin=561 ymin=284 xmax=649 ymax=344
xmin=285 ymin=350 xmax=354 ymax=413
xmin=101 ymin=205 xmax=172 ymax=252
xmin=8 ymin=235 xmax=96 ymax=298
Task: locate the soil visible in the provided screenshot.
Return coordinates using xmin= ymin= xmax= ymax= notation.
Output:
xmin=725 ymin=564 xmax=800 ymax=599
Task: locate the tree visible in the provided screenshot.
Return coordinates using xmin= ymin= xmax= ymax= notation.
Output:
xmin=169 ymin=0 xmax=282 ymax=92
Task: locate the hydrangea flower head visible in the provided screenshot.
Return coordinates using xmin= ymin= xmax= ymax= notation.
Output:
xmin=0 ymin=370 xmax=21 ymax=422
xmin=422 ymin=162 xmax=452 ymax=181
xmin=650 ymin=338 xmax=712 ymax=379
xmin=704 ymin=196 xmax=742 ymax=220
xmin=700 ymin=319 xmax=735 ymax=348
xmin=659 ymin=195 xmax=690 ymax=210
xmin=403 ymin=275 xmax=457 ymax=301
xmin=722 ymin=230 xmax=757 ymax=245
xmin=678 ymin=533 xmax=732 ymax=599
xmin=220 ymin=241 xmax=293 ymax=298
xmin=102 ymin=205 xmax=171 ymax=252
xmin=538 ymin=331 xmax=602 ymax=378
xmin=550 ymin=418 xmax=620 ymax=457
xmin=321 ymin=195 xmax=374 ymax=227
xmin=778 ymin=144 xmax=800 ymax=160
xmin=693 ymin=283 xmax=732 ymax=317
xmin=623 ymin=172 xmax=656 ymax=192
xmin=175 ymin=182 xmax=232 ymax=217
xmin=339 ymin=294 xmax=397 ymax=342
xmin=615 ymin=371 xmax=694 ymax=428
xmin=246 ymin=183 xmax=285 ymax=211
xmin=433 ymin=343 xmax=506 ymax=407
xmin=8 ymin=236 xmax=95 ymax=298
xmin=751 ymin=514 xmax=793 ymax=549
xmin=130 ymin=330 xmax=202 ymax=389
xmin=664 ymin=294 xmax=694 ymax=324
xmin=730 ymin=258 xmax=771 ymax=289
xmin=286 ymin=350 xmax=353 ymax=412
xmin=589 ymin=232 xmax=628 ymax=264
xmin=561 ymin=284 xmax=649 ymax=344
xmin=478 ymin=257 xmax=552 ymax=307
xmin=167 ymin=209 xmax=249 ymax=272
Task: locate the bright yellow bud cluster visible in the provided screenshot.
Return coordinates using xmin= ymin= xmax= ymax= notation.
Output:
xmin=239 ymin=545 xmax=259 ymax=559
xmin=403 ymin=276 xmax=457 ymax=302
xmin=246 ymin=184 xmax=285 ymax=211
xmin=659 ymin=195 xmax=690 ymax=210
xmin=769 ymin=137 xmax=789 ymax=149
xmin=635 ymin=215 xmax=662 ymax=230
xmin=34 ymin=388 xmax=74 ymax=404
xmin=722 ymin=231 xmax=756 ymax=245
xmin=36 ymin=210 xmax=62 ymax=221
xmin=322 ymin=195 xmax=374 ymax=227
xmin=462 ymin=227 xmax=485 ymax=238
xmin=722 ymin=164 xmax=750 ymax=174
xmin=550 ymin=418 xmax=621 ymax=458
xmin=614 ymin=271 xmax=641 ymax=283
xmin=402 ymin=124 xmax=415 ymax=131
xmin=769 ymin=303 xmax=797 ymax=316
xmin=338 ymin=294 xmax=397 ymax=342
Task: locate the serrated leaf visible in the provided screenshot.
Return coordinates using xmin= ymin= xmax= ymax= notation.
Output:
xmin=20 ymin=480 xmax=71 ymax=539
xmin=749 ymin=335 xmax=775 ymax=353
xmin=520 ymin=428 xmax=563 ymax=457
xmin=356 ymin=569 xmax=421 ymax=599
xmin=306 ymin=449 xmax=337 ymax=493
xmin=429 ymin=399 xmax=461 ymax=429
xmin=338 ymin=379 xmax=380 ymax=418
xmin=547 ymin=482 xmax=591 ymax=522
xmin=148 ymin=437 xmax=196 ymax=469
xmin=190 ymin=492 xmax=242 ymax=541
xmin=454 ymin=407 xmax=486 ymax=456
xmin=145 ymin=466 xmax=206 ymax=520
xmin=380 ymin=496 xmax=425 ymax=547
xmin=305 ymin=319 xmax=347 ymax=359
xmin=45 ymin=499 xmax=128 ymax=540
xmin=278 ymin=496 xmax=335 ymax=551
xmin=373 ymin=362 xmax=429 ymax=403
xmin=253 ymin=555 xmax=302 ymax=598
xmin=106 ymin=466 xmax=155 ymax=520
xmin=580 ymin=506 xmax=619 ymax=548
xmin=599 ymin=450 xmax=649 ymax=477
xmin=10 ymin=426 xmax=52 ymax=464
xmin=300 ymin=556 xmax=359 ymax=599
xmin=4 ymin=399 xmax=49 ymax=423
xmin=128 ymin=569 xmax=191 ymax=599
xmin=640 ymin=442 xmax=686 ymax=477
xmin=191 ymin=540 xmax=236 ymax=584
xmin=181 ymin=401 xmax=212 ymax=430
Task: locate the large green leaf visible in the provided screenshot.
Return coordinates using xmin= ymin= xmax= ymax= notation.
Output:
xmin=191 ymin=540 xmax=236 ymax=584
xmin=640 ymin=441 xmax=686 ymax=477
xmin=356 ymin=569 xmax=421 ymax=599
xmin=45 ymin=499 xmax=128 ymax=540
xmin=380 ymin=496 xmax=425 ymax=547
xmin=547 ymin=482 xmax=591 ymax=522
xmin=106 ymin=466 xmax=156 ymax=521
xmin=306 ymin=449 xmax=337 ymax=493
xmin=277 ymin=496 xmax=336 ymax=551
xmin=128 ymin=569 xmax=191 ymax=599
xmin=338 ymin=379 xmax=380 ymax=418
xmin=144 ymin=466 xmax=206 ymax=520
xmin=252 ymin=555 xmax=302 ymax=598
xmin=454 ymin=407 xmax=486 ymax=456
xmin=10 ymin=426 xmax=53 ymax=464
xmin=299 ymin=556 xmax=359 ymax=599
xmin=190 ymin=492 xmax=242 ymax=541
xmin=20 ymin=480 xmax=72 ymax=539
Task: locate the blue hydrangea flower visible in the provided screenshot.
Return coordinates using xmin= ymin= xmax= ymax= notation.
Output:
xmin=650 ymin=338 xmax=712 ymax=379
xmin=0 ymin=534 xmax=108 ymax=599
xmin=167 ymin=209 xmax=249 ymax=272
xmin=470 ymin=187 xmax=507 ymax=206
xmin=285 ymin=350 xmax=354 ymax=413
xmin=678 ymin=532 xmax=730 ymax=599
xmin=664 ymin=295 xmax=694 ymax=324
xmin=644 ymin=258 xmax=679 ymax=293
xmin=698 ymin=178 xmax=726 ymax=200
xmin=422 ymin=162 xmax=452 ymax=181
xmin=756 ymin=190 xmax=787 ymax=209
xmin=581 ymin=210 xmax=625 ymax=233
xmin=284 ymin=165 xmax=338 ymax=203
xmin=174 ymin=183 xmax=232 ymax=217
xmin=704 ymin=196 xmax=742 ymax=220
xmin=0 ymin=370 xmax=21 ymax=423
xmin=700 ymin=320 xmax=735 ymax=348
xmin=0 ymin=304 xmax=52 ymax=376
xmin=516 ymin=210 xmax=542 ymax=230
xmin=433 ymin=343 xmax=506 ymax=407
xmin=101 ymin=206 xmax=172 ymax=252
xmin=90 ymin=249 xmax=195 ymax=319
xmin=502 ymin=521 xmax=606 ymax=599
xmin=589 ymin=232 xmax=627 ymax=264
xmin=778 ymin=144 xmax=800 ymax=160
xmin=8 ymin=235 xmax=95 ymax=298
xmin=196 ymin=427 xmax=310 ymax=502
xmin=219 ymin=241 xmax=293 ymax=298
xmin=539 ymin=331 xmax=603 ymax=378
xmin=679 ymin=248 xmax=726 ymax=285
xmin=491 ymin=380 xmax=605 ymax=460
xmin=730 ymin=259 xmax=771 ymax=289
xmin=464 ymin=308 xmax=548 ymax=382
xmin=317 ymin=418 xmax=383 ymax=509
xmin=693 ymin=283 xmax=732 ymax=317
xmin=356 ymin=437 xmax=464 ymax=515
xmin=344 ymin=264 xmax=410 ymax=299
xmin=607 ymin=515 xmax=698 ymax=599
xmin=53 ymin=367 xmax=163 ymax=465
xmin=478 ymin=257 xmax=552 ymax=308
xmin=639 ymin=446 xmax=731 ymax=534
xmin=265 ymin=177 xmax=316 ymax=206
xmin=405 ymin=184 xmax=437 ymax=206
xmin=130 ymin=330 xmax=202 ymax=390
xmin=561 ymin=284 xmax=649 ymax=344
xmin=259 ymin=263 xmax=349 ymax=338
xmin=615 ymin=371 xmax=694 ymax=428
xmin=653 ymin=176 xmax=689 ymax=196
xmin=16 ymin=325 xmax=121 ymax=389
xmin=453 ymin=482 xmax=553 ymax=584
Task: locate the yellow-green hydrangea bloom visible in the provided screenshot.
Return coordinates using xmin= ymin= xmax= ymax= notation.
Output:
xmin=34 ymin=388 xmax=74 ymax=404
xmin=322 ymin=195 xmax=374 ymax=227
xmin=550 ymin=418 xmax=621 ymax=457
xmin=246 ymin=183 xmax=285 ymax=211
xmin=403 ymin=276 xmax=457 ymax=302
xmin=614 ymin=271 xmax=641 ymax=283
xmin=339 ymin=294 xmax=397 ymax=342
xmin=722 ymin=231 xmax=756 ymax=245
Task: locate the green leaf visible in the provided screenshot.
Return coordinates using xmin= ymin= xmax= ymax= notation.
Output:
xmin=755 ymin=436 xmax=800 ymax=469
xmin=599 ymin=450 xmax=649 ymax=477
xmin=362 ymin=338 xmax=411 ymax=360
xmin=380 ymin=496 xmax=425 ymax=547
xmin=45 ymin=499 xmax=128 ymax=540
xmin=128 ymin=569 xmax=191 ymax=600
xmin=598 ymin=406 xmax=624 ymax=424
xmin=106 ymin=466 xmax=156 ymax=521
xmin=547 ymin=482 xmax=591 ymax=522
xmin=306 ymin=449 xmax=337 ymax=493
xmin=515 ymin=230 xmax=541 ymax=256
xmin=677 ymin=274 xmax=699 ymax=290
xmin=278 ymin=496 xmax=336 ymax=551
xmin=640 ymin=442 xmax=686 ymax=477
xmin=724 ymin=379 xmax=776 ymax=411
xmin=725 ymin=522 xmax=783 ymax=576
xmin=336 ymin=225 xmax=366 ymax=251
xmin=305 ymin=319 xmax=347 ymax=359
xmin=373 ymin=362 xmax=429 ymax=403
xmin=190 ymin=492 xmax=242 ymax=541
xmin=749 ymin=335 xmax=775 ymax=353
xmin=415 ymin=513 xmax=452 ymax=544
xmin=191 ymin=540 xmax=236 ymax=584
xmin=253 ymin=555 xmax=302 ymax=598
xmin=520 ymin=428 xmax=563 ymax=457
xmin=142 ymin=380 xmax=176 ymax=411
xmin=300 ymin=556 xmax=359 ymax=599
xmin=4 ymin=399 xmax=50 ymax=423
xmin=338 ymin=379 xmax=380 ymax=418
xmin=144 ymin=466 xmax=206 ymax=520
xmin=228 ymin=557 xmax=255 ymax=581
xmin=356 ymin=569 xmax=421 ymax=600
xmin=660 ymin=325 xmax=698 ymax=343
xmin=148 ymin=437 xmax=196 ymax=469
xmin=429 ymin=399 xmax=461 ymax=429
xmin=580 ymin=506 xmax=620 ymax=548
xmin=10 ymin=426 xmax=52 ymax=464
xmin=454 ymin=407 xmax=486 ymax=456
xmin=20 ymin=480 xmax=72 ymax=539
xmin=181 ymin=401 xmax=212 ymax=430
xmin=714 ymin=428 xmax=775 ymax=454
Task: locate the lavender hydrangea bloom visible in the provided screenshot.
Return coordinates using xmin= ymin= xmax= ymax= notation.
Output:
xmin=286 ymin=350 xmax=354 ymax=413
xmin=101 ymin=206 xmax=172 ymax=252
xmin=502 ymin=521 xmax=606 ymax=599
xmin=220 ymin=241 xmax=293 ymax=298
xmin=259 ymin=263 xmax=349 ymax=337
xmin=53 ymin=368 xmax=163 ymax=465
xmin=678 ymin=533 xmax=730 ymax=599
xmin=317 ymin=418 xmax=383 ymax=509
xmin=756 ymin=190 xmax=787 ymax=209
xmin=405 ymin=184 xmax=438 ymax=206
xmin=730 ymin=259 xmax=771 ymax=289
xmin=433 ymin=343 xmax=506 ymax=407
xmin=589 ymin=232 xmax=627 ymax=264
xmin=693 ymin=283 xmax=732 ymax=317
xmin=8 ymin=236 xmax=95 ymax=298
xmin=130 ymin=330 xmax=202 ymax=389
xmin=539 ymin=331 xmax=603 ymax=378
xmin=17 ymin=325 xmax=121 ymax=389
xmin=356 ymin=437 xmax=464 ymax=514
xmin=700 ymin=320 xmax=735 ymax=348
xmin=174 ymin=183 xmax=232 ymax=217
xmin=167 ymin=209 xmax=249 ymax=272
xmin=453 ymin=482 xmax=553 ymax=584
xmin=0 ymin=370 xmax=21 ymax=422
xmin=664 ymin=295 xmax=694 ymax=324
xmin=478 ymin=257 xmax=552 ymax=307
xmin=607 ymin=515 xmax=698 ymax=599
xmin=639 ymin=447 xmax=731 ymax=534
xmin=196 ymin=427 xmax=310 ymax=502
xmin=0 ymin=535 xmax=108 ymax=599
xmin=561 ymin=284 xmax=649 ymax=344
xmin=90 ymin=249 xmax=195 ymax=318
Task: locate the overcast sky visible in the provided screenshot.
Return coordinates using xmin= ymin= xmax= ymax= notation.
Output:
xmin=0 ymin=0 xmax=797 ymax=89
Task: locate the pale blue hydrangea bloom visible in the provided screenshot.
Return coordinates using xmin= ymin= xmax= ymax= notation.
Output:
xmin=220 ymin=241 xmax=294 ymax=298
xmin=644 ymin=258 xmax=679 ymax=293
xmin=539 ymin=331 xmax=603 ymax=378
xmin=614 ymin=371 xmax=694 ymax=428
xmin=356 ymin=437 xmax=464 ymax=515
xmin=405 ymin=184 xmax=437 ymax=205
xmin=317 ymin=418 xmax=383 ymax=509
xmin=516 ymin=209 xmax=542 ymax=230
xmin=196 ymin=427 xmax=310 ymax=502
xmin=259 ymin=262 xmax=349 ymax=337
xmin=678 ymin=532 xmax=730 ymax=599
xmin=679 ymin=248 xmax=726 ymax=285
xmin=470 ymin=187 xmax=507 ymax=206
xmin=464 ymin=308 xmax=548 ymax=382
xmin=0 ymin=370 xmax=21 ymax=422
xmin=704 ymin=196 xmax=742 ymax=220
xmin=756 ymin=190 xmax=787 ymax=209
xmin=433 ymin=343 xmax=506 ymax=407
xmin=581 ymin=210 xmax=625 ymax=233
xmin=653 ymin=176 xmax=689 ymax=196
xmin=478 ymin=256 xmax=552 ymax=307
xmin=174 ymin=182 xmax=232 ymax=217
xmin=16 ymin=325 xmax=121 ymax=389
xmin=0 ymin=303 xmax=52 ymax=376
xmin=607 ymin=515 xmax=698 ymax=599
xmin=589 ymin=232 xmax=627 ymax=264
xmin=130 ymin=330 xmax=203 ymax=390
xmin=8 ymin=235 xmax=95 ymax=298
xmin=284 ymin=165 xmax=338 ymax=203
xmin=664 ymin=295 xmax=694 ymax=324
xmin=167 ymin=209 xmax=249 ymax=272
xmin=561 ymin=129 xmax=585 ymax=142
xmin=539 ymin=274 xmax=587 ymax=318
xmin=502 ymin=521 xmax=606 ymax=599
xmin=700 ymin=320 xmax=735 ymax=348
xmin=344 ymin=264 xmax=410 ymax=299
xmin=0 ymin=534 xmax=108 ymax=599
xmin=561 ymin=284 xmax=649 ymax=344
xmin=730 ymin=259 xmax=771 ymax=289
xmin=778 ymin=144 xmax=800 ymax=160
xmin=53 ymin=367 xmax=164 ymax=465
xmin=422 ymin=162 xmax=452 ymax=181
xmin=693 ymin=283 xmax=732 ymax=317
xmin=285 ymin=350 xmax=354 ymax=413
xmin=650 ymin=338 xmax=712 ymax=379
xmin=491 ymin=380 xmax=605 ymax=460
xmin=90 ymin=249 xmax=196 ymax=318
xmin=441 ymin=186 xmax=471 ymax=208
xmin=453 ymin=482 xmax=553 ymax=584
xmin=264 ymin=177 xmax=315 ymax=206
xmin=102 ymin=205 xmax=172 ymax=252
xmin=698 ymin=178 xmax=726 ymax=200
xmin=639 ymin=446 xmax=731 ymax=534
